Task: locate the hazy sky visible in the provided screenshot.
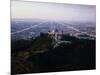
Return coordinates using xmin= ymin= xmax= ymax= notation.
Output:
xmin=11 ymin=1 xmax=96 ymax=22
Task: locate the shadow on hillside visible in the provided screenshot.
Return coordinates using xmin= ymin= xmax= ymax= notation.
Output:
xmin=11 ymin=33 xmax=96 ymax=74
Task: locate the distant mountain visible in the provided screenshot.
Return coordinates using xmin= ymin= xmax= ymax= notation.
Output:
xmin=11 ymin=18 xmax=46 ymax=22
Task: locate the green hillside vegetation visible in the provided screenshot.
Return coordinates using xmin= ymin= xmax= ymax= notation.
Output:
xmin=11 ymin=33 xmax=95 ymax=74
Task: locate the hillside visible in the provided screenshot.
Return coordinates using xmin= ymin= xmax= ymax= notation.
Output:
xmin=11 ymin=33 xmax=95 ymax=74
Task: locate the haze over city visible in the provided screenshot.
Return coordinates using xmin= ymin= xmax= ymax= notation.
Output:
xmin=11 ymin=1 xmax=96 ymax=22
